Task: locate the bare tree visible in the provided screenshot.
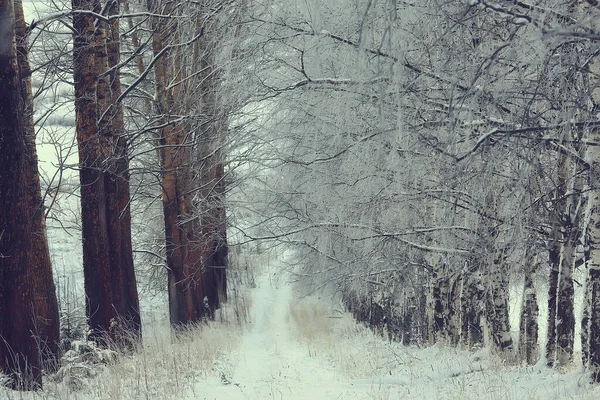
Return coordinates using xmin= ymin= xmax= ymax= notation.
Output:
xmin=72 ymin=0 xmax=141 ymax=346
xmin=145 ymin=0 xmax=230 ymax=325
xmin=0 ymin=0 xmax=59 ymax=389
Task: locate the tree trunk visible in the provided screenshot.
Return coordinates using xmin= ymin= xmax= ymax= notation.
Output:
xmin=555 ymin=158 xmax=583 ymax=366
xmin=429 ymin=262 xmax=450 ymax=343
xmin=486 ymin=250 xmax=514 ymax=353
xmin=588 ymin=153 xmax=600 ymax=380
xmin=519 ymin=256 xmax=539 ymax=364
xmin=460 ymin=271 xmax=484 ymax=348
xmin=147 ymin=0 xmax=211 ymax=326
xmin=546 ymin=148 xmax=568 ymax=367
xmin=194 ymin=16 xmax=228 ymax=313
xmin=101 ymin=0 xmax=141 ymax=344
xmin=14 ymin=0 xmax=60 ymax=370
xmin=0 ymin=0 xmax=47 ymax=388
xmin=481 ymin=188 xmax=513 ymax=354
xmin=73 ymin=0 xmax=140 ymax=346
xmin=584 ymin=49 xmax=600 ymax=379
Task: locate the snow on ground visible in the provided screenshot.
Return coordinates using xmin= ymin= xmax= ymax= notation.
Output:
xmin=193 ymin=272 xmax=362 ymax=399
xmin=5 ymin=257 xmax=600 ymax=399
xmin=191 ymin=269 xmax=600 ymax=400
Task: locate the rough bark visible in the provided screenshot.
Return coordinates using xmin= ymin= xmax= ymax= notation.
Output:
xmin=429 ymin=262 xmax=450 ymax=343
xmin=481 ymin=188 xmax=513 ymax=354
xmin=194 ymin=15 xmax=228 ymax=313
xmin=147 ymin=0 xmax=210 ymax=326
xmin=73 ymin=0 xmax=140 ymax=345
xmin=459 ymin=272 xmax=484 ymax=348
xmin=14 ymin=0 xmax=60 ymax=370
xmin=147 ymin=0 xmax=229 ymax=325
xmin=103 ymin=0 xmax=141 ymax=343
xmin=555 ymin=157 xmax=583 ymax=366
xmin=0 ymin=0 xmax=44 ymax=388
xmin=585 ymin=102 xmax=600 ymax=383
xmin=546 ymin=149 xmax=568 ymax=367
xmin=582 ymin=192 xmax=593 ymax=367
xmin=588 ymin=154 xmax=600 ymax=381
xmin=486 ymin=250 xmax=513 ymax=352
xmin=213 ymin=162 xmax=228 ymax=301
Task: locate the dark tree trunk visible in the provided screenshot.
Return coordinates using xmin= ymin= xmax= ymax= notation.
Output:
xmin=460 ymin=274 xmax=484 ymax=348
xmin=589 ymin=267 xmax=600 ymax=382
xmin=212 ymin=162 xmax=228 ymax=302
xmin=546 ymin=147 xmax=571 ymax=367
xmin=100 ymin=0 xmax=141 ymax=344
xmin=0 ymin=0 xmax=53 ymax=389
xmin=546 ymin=234 xmax=560 ymax=366
xmin=486 ymin=252 xmax=513 ymax=352
xmin=14 ymin=0 xmax=60 ymax=371
xmin=430 ymin=267 xmax=449 ymax=343
xmin=194 ymin=17 xmax=228 ymax=314
xmin=72 ymin=0 xmax=140 ymax=346
xmin=147 ymin=0 xmax=211 ymax=326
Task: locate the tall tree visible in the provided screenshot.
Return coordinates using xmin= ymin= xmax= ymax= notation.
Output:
xmin=15 ymin=0 xmax=61 ymax=370
xmin=72 ymin=0 xmax=141 ymax=346
xmin=0 ymin=0 xmax=59 ymax=389
xmin=146 ymin=0 xmax=229 ymax=326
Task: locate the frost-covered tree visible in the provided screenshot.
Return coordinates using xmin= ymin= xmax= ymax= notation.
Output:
xmin=230 ymin=0 xmax=600 ymax=368
xmin=145 ymin=0 xmax=232 ymax=325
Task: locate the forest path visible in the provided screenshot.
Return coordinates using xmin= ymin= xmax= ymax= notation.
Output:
xmin=192 ymin=271 xmax=364 ymax=399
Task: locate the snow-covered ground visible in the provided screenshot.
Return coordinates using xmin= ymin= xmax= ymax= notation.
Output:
xmin=5 ymin=256 xmax=600 ymax=400
xmin=189 ymin=270 xmax=600 ymax=400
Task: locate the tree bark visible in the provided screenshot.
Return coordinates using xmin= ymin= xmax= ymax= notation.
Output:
xmin=0 ymin=0 xmax=49 ymax=388
xmin=546 ymin=148 xmax=568 ymax=367
xmin=101 ymin=0 xmax=141 ymax=344
xmin=72 ymin=0 xmax=140 ymax=346
xmin=486 ymin=250 xmax=513 ymax=352
xmin=459 ymin=271 xmax=484 ymax=348
xmin=147 ymin=0 xmax=210 ymax=326
xmin=584 ymin=45 xmax=600 ymax=378
xmin=193 ymin=14 xmax=228 ymax=313
xmin=14 ymin=0 xmax=60 ymax=371
xmin=555 ymin=156 xmax=583 ymax=366
xmin=519 ymin=255 xmax=539 ymax=364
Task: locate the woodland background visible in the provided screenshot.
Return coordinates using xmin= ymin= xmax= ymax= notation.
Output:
xmin=2 ymin=0 xmax=600 ymax=393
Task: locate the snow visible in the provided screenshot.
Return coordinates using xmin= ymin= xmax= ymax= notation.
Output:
xmin=4 ymin=256 xmax=600 ymax=399
xmin=193 ymin=273 xmax=359 ymax=399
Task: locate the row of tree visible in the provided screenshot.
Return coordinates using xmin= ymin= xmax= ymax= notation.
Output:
xmin=5 ymin=0 xmax=600 ymax=391
xmin=227 ymin=0 xmax=600 ymax=383
xmin=0 ymin=0 xmax=230 ymax=389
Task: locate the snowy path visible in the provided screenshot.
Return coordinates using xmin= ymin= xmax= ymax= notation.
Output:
xmin=194 ymin=273 xmax=362 ymax=399
xmin=186 ymin=270 xmax=600 ymax=400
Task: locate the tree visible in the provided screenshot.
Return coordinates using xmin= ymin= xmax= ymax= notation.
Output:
xmin=72 ymin=0 xmax=141 ymax=346
xmin=15 ymin=0 xmax=60 ymax=371
xmin=0 ymin=0 xmax=59 ymax=389
xmin=232 ymin=0 xmax=600 ymax=364
xmin=146 ymin=0 xmax=229 ymax=326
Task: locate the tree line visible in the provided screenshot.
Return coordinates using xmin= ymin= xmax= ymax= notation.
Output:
xmin=0 ymin=0 xmax=230 ymax=389
xmin=228 ymin=0 xmax=600 ymax=383
xmin=4 ymin=0 xmax=600 ymax=392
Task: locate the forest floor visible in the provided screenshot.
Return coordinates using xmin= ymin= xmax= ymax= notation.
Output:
xmin=186 ymin=271 xmax=600 ymax=400
xmin=4 ymin=263 xmax=600 ymax=399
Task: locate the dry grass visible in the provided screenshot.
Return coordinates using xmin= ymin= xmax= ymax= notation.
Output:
xmin=0 ymin=249 xmax=265 ymax=400
xmin=288 ymin=295 xmax=389 ymax=377
xmin=16 ymin=319 xmax=238 ymax=400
